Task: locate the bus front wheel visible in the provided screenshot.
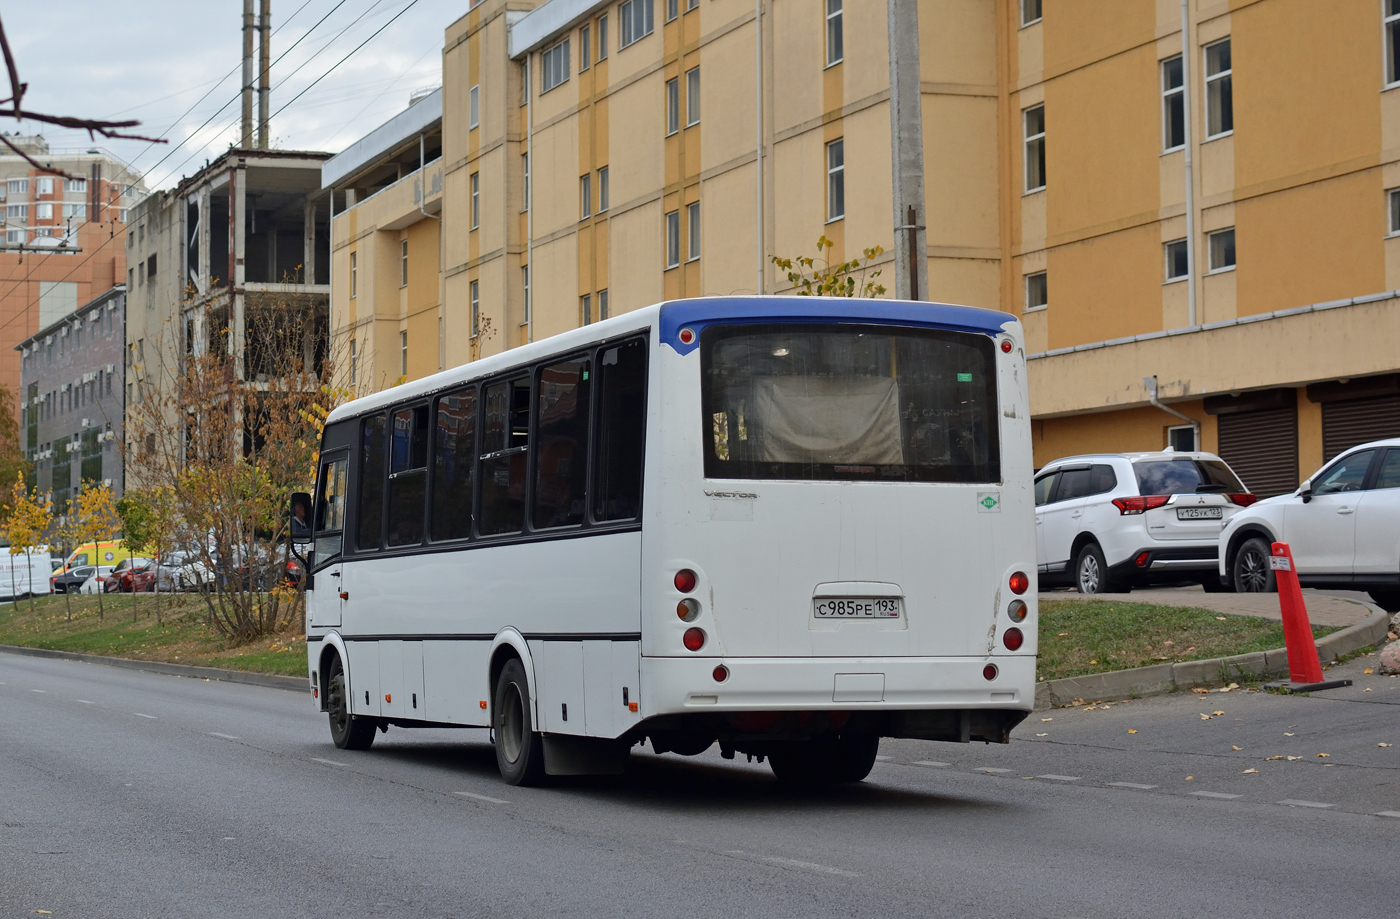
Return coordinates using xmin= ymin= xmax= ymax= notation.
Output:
xmin=493 ymin=658 xmax=546 ymax=786
xmin=327 ymin=658 xmax=377 ymax=751
xmin=769 ymin=733 xmax=880 ymax=785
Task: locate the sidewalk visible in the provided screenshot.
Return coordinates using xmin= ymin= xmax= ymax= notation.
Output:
xmin=1038 ymin=585 xmax=1374 ymax=629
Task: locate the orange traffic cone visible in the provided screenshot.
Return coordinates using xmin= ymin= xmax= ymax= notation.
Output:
xmin=1267 ymin=542 xmax=1352 ymax=693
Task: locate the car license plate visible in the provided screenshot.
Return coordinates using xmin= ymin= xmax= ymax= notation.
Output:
xmin=1176 ymin=507 xmax=1223 ymax=520
xmin=813 ymin=597 xmax=903 ymax=619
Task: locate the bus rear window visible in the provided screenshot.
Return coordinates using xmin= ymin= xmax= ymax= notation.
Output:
xmin=701 ymin=323 xmax=1000 ymax=483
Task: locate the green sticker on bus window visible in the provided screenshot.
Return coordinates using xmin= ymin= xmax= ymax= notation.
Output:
xmin=957 ymin=373 xmax=972 ymax=382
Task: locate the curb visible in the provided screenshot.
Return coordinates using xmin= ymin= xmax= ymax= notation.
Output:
xmin=1034 ymin=605 xmax=1391 ymax=709
xmin=0 ymin=643 xmax=309 ymax=693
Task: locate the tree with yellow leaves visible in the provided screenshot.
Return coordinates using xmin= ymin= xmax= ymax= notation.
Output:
xmin=66 ymin=482 xmax=121 ymax=621
xmin=4 ymin=476 xmax=51 ymax=614
xmin=771 ymin=237 xmax=887 ymax=298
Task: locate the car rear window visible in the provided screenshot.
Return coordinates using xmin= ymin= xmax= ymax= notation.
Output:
xmin=1134 ymin=459 xmax=1244 ymax=496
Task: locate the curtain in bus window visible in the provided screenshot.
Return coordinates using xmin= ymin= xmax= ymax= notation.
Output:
xmin=751 ymin=376 xmax=902 ymax=464
xmin=357 ymin=414 xmax=386 ymax=550
xmin=533 ymin=359 xmax=591 ymax=528
xmin=593 ymin=338 xmax=647 ymax=520
xmin=386 ymin=406 xmax=429 ymax=547
xmin=431 ymin=389 xmax=476 ymax=541
xmin=479 ymin=379 xmax=529 ymax=535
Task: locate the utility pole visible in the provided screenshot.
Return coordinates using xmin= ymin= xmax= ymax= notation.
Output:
xmin=887 ymin=0 xmax=928 ymax=301
xmin=258 ymin=0 xmax=271 ymax=150
xmin=241 ymin=0 xmax=255 ymax=148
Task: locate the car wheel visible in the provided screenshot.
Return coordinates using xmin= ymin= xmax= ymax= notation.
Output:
xmin=1232 ymin=537 xmax=1276 ymax=593
xmin=493 ymin=658 xmax=546 ymax=786
xmin=1075 ymin=543 xmax=1111 ymax=594
xmin=327 ymin=657 xmax=377 ymax=751
xmin=1368 ymin=590 xmax=1400 ymax=613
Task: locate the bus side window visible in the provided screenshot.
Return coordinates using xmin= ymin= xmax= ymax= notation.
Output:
xmin=533 ymin=357 xmax=591 ymax=529
xmin=386 ymin=405 xmax=429 ymax=547
xmin=431 ymin=388 xmax=477 ymax=541
xmin=357 ymin=413 xmax=387 ymax=550
xmin=480 ymin=378 xmax=529 ymax=535
xmin=593 ymin=338 xmax=646 ymax=521
xmin=315 ymin=455 xmax=348 ymax=564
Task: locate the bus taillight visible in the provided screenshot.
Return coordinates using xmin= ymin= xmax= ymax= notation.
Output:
xmin=712 ymin=665 xmax=729 ymax=682
xmin=1003 ymin=628 xmax=1024 ymax=651
xmin=677 ymin=598 xmax=700 ymax=621
xmin=683 ymin=627 xmax=705 ymax=651
xmin=1007 ymin=599 xmax=1027 ymax=622
xmin=674 ymin=569 xmax=698 ymax=593
xmin=983 ymin=663 xmax=999 ymax=680
xmin=1008 ymin=571 xmax=1029 ymax=595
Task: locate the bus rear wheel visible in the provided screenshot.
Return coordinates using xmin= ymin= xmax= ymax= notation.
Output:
xmin=493 ymin=659 xmax=546 ymax=786
xmin=327 ymin=658 xmax=377 ymax=751
xmin=769 ymin=733 xmax=880 ymax=785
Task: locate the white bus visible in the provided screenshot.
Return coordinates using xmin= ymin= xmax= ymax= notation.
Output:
xmin=302 ymin=296 xmax=1036 ymax=785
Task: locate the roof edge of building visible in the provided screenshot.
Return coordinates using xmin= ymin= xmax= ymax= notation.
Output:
xmin=322 ymin=89 xmax=443 ymax=190
xmin=508 ymin=0 xmax=609 ymax=59
xmin=16 ymin=284 xmax=126 ymax=352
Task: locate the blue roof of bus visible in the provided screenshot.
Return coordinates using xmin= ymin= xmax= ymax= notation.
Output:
xmin=658 ymin=296 xmax=1015 ymax=356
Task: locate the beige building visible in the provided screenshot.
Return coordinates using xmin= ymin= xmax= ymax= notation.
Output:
xmin=331 ymin=0 xmax=1400 ymax=497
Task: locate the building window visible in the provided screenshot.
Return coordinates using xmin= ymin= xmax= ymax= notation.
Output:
xmin=469 ymin=85 xmax=479 ymax=129
xmin=66 ymin=178 xmax=86 ymax=193
xmin=522 ymin=153 xmax=530 ymax=211
xmin=522 ymin=265 xmax=531 ymax=324
xmin=1205 ymin=38 xmax=1232 ymax=138
xmin=1389 ymin=188 xmax=1400 ymax=234
xmin=1024 ymin=271 xmax=1047 ymax=311
xmin=581 ymin=293 xmax=592 ymax=326
xmin=1208 ymin=227 xmax=1235 ymax=272
xmin=118 ymin=208 xmax=127 ymax=223
xmin=1024 ymin=105 xmax=1045 ymax=192
xmin=826 ymin=0 xmax=843 ymax=66
xmin=620 ymin=0 xmax=653 ymax=48
xmin=7 ymin=204 xmax=26 ymax=221
xmin=400 ymin=330 xmax=408 ymax=377
xmin=665 ymin=209 xmax=680 ymax=268
xmin=598 ymin=166 xmax=609 ymax=212
xmin=64 ymin=204 xmax=85 ymax=221
xmin=826 ymin=139 xmax=845 ymax=221
xmin=666 ymin=0 xmax=678 ymax=23
xmin=542 ymin=39 xmax=570 ymax=93
xmin=1021 ymin=0 xmax=1041 ymax=26
xmin=471 ymin=280 xmax=480 ymax=337
xmin=7 ymin=179 xmax=26 ymax=196
xmin=350 ymin=251 xmax=357 ymax=298
xmin=471 ymin=172 xmax=480 ymax=229
xmin=1164 ymin=239 xmax=1188 ymax=280
xmin=1388 ymin=0 xmax=1400 ymax=86
xmin=37 ymin=177 xmax=53 ymax=196
xmin=580 ymin=25 xmax=591 ymax=70
xmin=687 ymin=201 xmax=700 ymax=261
xmin=349 ymin=339 xmax=358 ymax=385
xmin=36 ymin=203 xmax=52 ymax=220
xmin=1168 ymin=424 xmax=1197 ymax=452
xmin=1162 ymin=55 xmax=1184 ymax=151
xmin=401 ymin=239 xmax=409 ymax=287
xmin=685 ymin=67 xmax=700 ymax=126
xmin=598 ymin=14 xmax=609 ymax=58
xmin=580 ymin=173 xmax=592 ymax=219
xmin=666 ymin=77 xmax=679 ymax=135
xmin=687 ymin=0 xmax=698 ymax=10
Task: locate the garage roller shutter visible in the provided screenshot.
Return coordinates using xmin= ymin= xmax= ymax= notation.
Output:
xmin=1322 ymin=395 xmax=1400 ymax=461
xmin=1216 ymin=407 xmax=1298 ymax=498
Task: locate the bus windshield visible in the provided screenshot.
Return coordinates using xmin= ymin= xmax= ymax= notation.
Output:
xmin=701 ymin=323 xmax=1000 ymax=483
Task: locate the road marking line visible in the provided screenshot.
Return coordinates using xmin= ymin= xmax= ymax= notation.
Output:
xmin=1376 ymin=811 xmax=1400 ymax=819
xmin=874 ymin=755 xmax=893 ymax=762
xmin=1278 ymin=799 xmax=1334 ymax=809
xmin=310 ymin=757 xmax=347 ymax=767
xmin=132 ymin=713 xmax=156 ymax=719
xmin=75 ymin=700 xmax=92 ymax=704
xmin=207 ymin=732 xmax=240 ymax=740
xmin=913 ymin=761 xmax=949 ymax=767
xmin=725 ymin=850 xmax=860 ymax=877
xmin=1189 ymin=791 xmax=1241 ymax=799
xmin=974 ymin=767 xmax=1013 ymax=774
xmin=1108 ymin=782 xmax=1158 ymax=790
xmin=454 ymin=791 xmax=510 ymax=804
xmin=1036 ymin=774 xmax=1081 ymax=782
xmin=31 ymin=689 xmax=45 ymax=693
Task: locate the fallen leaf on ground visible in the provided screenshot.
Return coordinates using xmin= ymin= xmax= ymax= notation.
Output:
xmin=1185 ymin=776 xmax=1194 ymax=781
xmin=1231 ymin=745 xmax=1241 ymax=751
xmin=1193 ymin=687 xmax=1209 ymax=693
xmin=1266 ymin=755 xmax=1285 ymax=760
xmin=1287 ymin=756 xmax=1302 ymax=761
xmin=1364 ymin=668 xmax=1374 ymax=674
xmin=1379 ymin=743 xmax=1391 ymax=748
xmin=1284 ymin=732 xmax=1295 ymax=736
xmin=1089 ymin=660 xmax=1098 ymax=665
xmin=1365 ymin=688 xmax=1373 ymax=692
xmin=1241 ymin=768 xmax=1258 ymax=774
xmin=1215 ymin=616 xmax=1227 ymax=621
xmin=1200 ymin=713 xmax=1212 ymax=720
xmin=1316 ymin=753 xmax=1330 ymax=758
xmin=1213 ymin=711 xmax=1225 ymax=716
xmin=1128 ymin=729 xmax=1138 ymax=734
xmin=1058 ymin=632 xmax=1068 ymax=637
xmin=1035 ymin=733 xmax=1048 ymax=737
xmin=1041 ymin=717 xmax=1053 ymax=722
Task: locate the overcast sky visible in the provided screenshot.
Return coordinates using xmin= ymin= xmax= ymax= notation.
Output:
xmin=3 ymin=0 xmax=464 ymax=191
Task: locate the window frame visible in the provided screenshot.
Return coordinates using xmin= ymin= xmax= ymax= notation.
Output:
xmin=597 ymin=166 xmax=609 ymax=212
xmin=1024 ymin=271 xmax=1047 ymax=312
xmin=1388 ymin=0 xmax=1400 ymax=87
xmin=826 ymin=0 xmax=843 ymax=67
xmin=469 ymin=84 xmax=480 ymax=129
xmin=1164 ymin=238 xmax=1188 ymax=281
xmin=1389 ymin=188 xmax=1400 ymax=236
xmin=826 ymin=138 xmax=845 ymax=222
xmin=1161 ymin=55 xmax=1184 ymax=152
xmin=666 ymin=0 xmax=678 ymax=23
xmin=522 ymin=152 xmax=530 ymax=212
xmin=349 ymin=251 xmax=357 ymax=298
xmin=686 ymin=201 xmax=700 ymax=262
xmin=542 ymin=38 xmax=570 ymax=94
xmin=581 ymin=293 xmax=592 ymax=326
xmin=1023 ymin=104 xmax=1046 ymax=192
xmin=470 ymin=280 xmax=481 ymax=338
xmin=620 ymin=0 xmax=653 ymax=48
xmin=1167 ymin=424 xmax=1198 ymax=452
xmin=665 ymin=209 xmax=681 ymax=268
xmin=580 ymin=173 xmax=592 ymax=220
xmin=685 ymin=67 xmax=700 ymax=126
xmin=1207 ymin=227 xmax=1235 ymax=273
xmin=579 ymin=24 xmax=591 ymax=71
xmin=598 ymin=14 xmax=609 ymax=58
xmin=1020 ymin=0 xmax=1041 ymax=27
xmin=1204 ymin=38 xmax=1233 ymax=139
xmin=665 ymin=77 xmax=679 ymax=135
xmin=400 ymin=238 xmax=409 ymax=287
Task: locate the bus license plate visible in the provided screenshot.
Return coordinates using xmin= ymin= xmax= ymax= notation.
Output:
xmin=813 ymin=597 xmax=903 ymax=619
xmin=1176 ymin=507 xmax=1223 ymax=520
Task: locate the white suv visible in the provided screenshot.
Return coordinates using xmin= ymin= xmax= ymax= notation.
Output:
xmin=1035 ymin=451 xmax=1254 ymax=594
xmin=1219 ymin=437 xmax=1400 ymax=612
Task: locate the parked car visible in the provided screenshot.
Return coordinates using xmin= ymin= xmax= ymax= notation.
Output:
xmin=1035 ymin=450 xmax=1256 ymax=594
xmin=52 ymin=565 xmax=97 ymax=594
xmin=79 ymin=566 xmax=116 ymax=594
xmin=104 ymin=557 xmax=155 ymax=593
xmin=1219 ymin=437 xmax=1400 ymax=611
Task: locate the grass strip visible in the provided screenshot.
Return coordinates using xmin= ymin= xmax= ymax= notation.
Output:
xmin=0 ymin=594 xmax=307 ymax=677
xmin=1036 ymin=598 xmax=1336 ymax=683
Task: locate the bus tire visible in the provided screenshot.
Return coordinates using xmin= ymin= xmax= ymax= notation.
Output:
xmin=769 ymin=733 xmax=880 ymax=785
xmin=493 ymin=658 xmax=546 ymax=786
xmin=327 ymin=658 xmax=377 ymax=751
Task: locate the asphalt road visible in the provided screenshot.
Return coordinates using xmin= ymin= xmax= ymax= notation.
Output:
xmin=1 ymin=651 xmax=1396 ymax=919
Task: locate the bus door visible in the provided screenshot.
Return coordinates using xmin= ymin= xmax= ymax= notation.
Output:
xmin=310 ymin=451 xmax=349 ymax=629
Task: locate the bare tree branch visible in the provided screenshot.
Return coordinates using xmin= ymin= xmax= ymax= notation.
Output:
xmin=0 ymin=15 xmax=26 ymax=115
xmin=0 ymin=132 xmax=76 ymax=179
